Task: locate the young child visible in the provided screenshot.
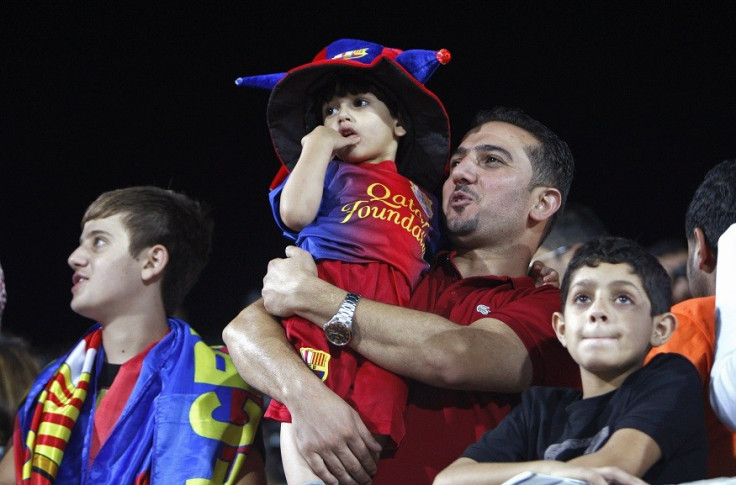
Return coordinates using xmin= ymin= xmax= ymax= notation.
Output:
xmin=434 ymin=236 xmax=707 ymax=485
xmin=0 ymin=186 xmax=265 ymax=485
xmin=235 ymin=39 xmax=450 ymax=482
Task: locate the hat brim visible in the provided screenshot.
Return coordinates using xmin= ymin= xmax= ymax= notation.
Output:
xmin=266 ymin=57 xmax=450 ymax=191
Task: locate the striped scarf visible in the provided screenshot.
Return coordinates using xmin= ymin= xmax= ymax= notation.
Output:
xmin=14 ymin=320 xmax=263 ymax=484
xmin=16 ymin=330 xmax=101 ymax=483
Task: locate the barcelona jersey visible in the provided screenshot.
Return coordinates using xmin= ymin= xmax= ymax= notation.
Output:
xmin=269 ymin=160 xmax=440 ymax=287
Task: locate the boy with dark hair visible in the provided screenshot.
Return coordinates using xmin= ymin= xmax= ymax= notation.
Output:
xmin=0 ymin=186 xmax=265 ymax=485
xmin=435 ymin=237 xmax=707 ymax=485
xmin=235 ymin=39 xmax=451 ymax=483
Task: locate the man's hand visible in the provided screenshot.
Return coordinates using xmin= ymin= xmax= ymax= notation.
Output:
xmin=262 ymin=246 xmax=320 ymax=317
xmin=288 ymin=374 xmax=382 ymax=485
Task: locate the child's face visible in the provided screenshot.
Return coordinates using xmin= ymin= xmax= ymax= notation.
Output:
xmin=321 ymin=92 xmax=406 ymax=164
xmin=67 ymin=213 xmax=144 ymax=323
xmin=553 ymin=262 xmax=661 ymax=377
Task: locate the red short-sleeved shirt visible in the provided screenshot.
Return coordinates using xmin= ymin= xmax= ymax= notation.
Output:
xmin=373 ymin=251 xmax=581 ymax=485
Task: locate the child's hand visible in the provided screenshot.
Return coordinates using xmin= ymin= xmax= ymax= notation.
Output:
xmin=302 ymin=125 xmax=359 ymax=159
xmin=529 ymin=260 xmax=560 ymax=288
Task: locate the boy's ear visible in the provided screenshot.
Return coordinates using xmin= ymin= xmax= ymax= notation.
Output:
xmin=693 ymin=227 xmax=717 ymax=274
xmin=393 ymin=118 xmax=407 ymax=138
xmin=650 ymin=312 xmax=677 ymax=347
xmin=140 ymin=244 xmax=169 ymax=283
xmin=529 ymin=187 xmax=562 ymax=223
xmin=551 ymin=311 xmax=568 ymax=347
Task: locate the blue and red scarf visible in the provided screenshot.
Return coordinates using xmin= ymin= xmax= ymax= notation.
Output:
xmin=14 ymin=319 xmax=263 ymax=484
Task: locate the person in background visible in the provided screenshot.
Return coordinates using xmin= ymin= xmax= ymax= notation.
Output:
xmin=0 ymin=263 xmax=6 ymax=333
xmin=0 ymin=262 xmax=43 ymax=461
xmin=532 ymin=203 xmax=610 ymax=281
xmin=0 ymin=336 xmax=41 ymax=460
xmin=648 ymin=237 xmax=692 ymax=305
xmin=647 ymin=159 xmax=736 ymax=478
xmin=711 ymin=223 xmax=736 ymax=431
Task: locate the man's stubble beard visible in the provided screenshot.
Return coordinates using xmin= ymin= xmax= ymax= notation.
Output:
xmin=444 ymin=212 xmax=479 ymax=238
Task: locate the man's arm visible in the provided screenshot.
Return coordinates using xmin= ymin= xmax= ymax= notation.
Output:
xmin=222 ymin=299 xmax=381 ymax=485
xmin=262 ymin=246 xmax=533 ymax=392
xmin=432 ymin=429 xmax=654 ymax=485
xmin=0 ymin=445 xmax=15 ymax=485
xmin=711 ymin=223 xmax=736 ymax=430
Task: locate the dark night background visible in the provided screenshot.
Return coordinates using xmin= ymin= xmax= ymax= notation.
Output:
xmin=1 ymin=2 xmax=735 ymax=355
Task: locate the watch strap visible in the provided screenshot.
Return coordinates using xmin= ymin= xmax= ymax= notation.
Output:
xmin=335 ymin=292 xmax=360 ymax=322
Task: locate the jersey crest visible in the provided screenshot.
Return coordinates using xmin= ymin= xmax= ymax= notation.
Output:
xmin=300 ymin=347 xmax=330 ymax=381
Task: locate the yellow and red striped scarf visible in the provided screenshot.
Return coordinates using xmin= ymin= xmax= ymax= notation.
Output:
xmin=17 ymin=329 xmax=101 ymax=484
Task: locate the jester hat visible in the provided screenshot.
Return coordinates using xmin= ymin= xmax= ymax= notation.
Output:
xmin=235 ymin=38 xmax=451 ymax=190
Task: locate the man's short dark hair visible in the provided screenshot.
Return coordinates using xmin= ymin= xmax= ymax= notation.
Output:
xmin=685 ymin=159 xmax=736 ymax=259
xmin=561 ymin=236 xmax=672 ymax=316
xmin=472 ymin=107 xmax=575 ymax=238
xmin=82 ymin=186 xmax=213 ymax=316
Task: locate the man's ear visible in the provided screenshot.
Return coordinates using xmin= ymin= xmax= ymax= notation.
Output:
xmin=530 ymin=187 xmax=562 ymax=223
xmin=552 ymin=311 xmax=567 ymax=347
xmin=650 ymin=312 xmax=677 ymax=347
xmin=693 ymin=227 xmax=717 ymax=274
xmin=141 ymin=244 xmax=169 ymax=283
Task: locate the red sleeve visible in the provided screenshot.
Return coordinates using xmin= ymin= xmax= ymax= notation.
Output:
xmin=490 ymin=284 xmax=581 ymax=389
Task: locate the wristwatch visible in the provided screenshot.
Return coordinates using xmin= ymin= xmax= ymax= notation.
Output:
xmin=323 ymin=292 xmax=361 ymax=347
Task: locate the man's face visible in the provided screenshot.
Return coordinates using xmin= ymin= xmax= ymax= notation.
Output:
xmin=442 ymin=121 xmax=538 ymax=248
xmin=67 ymin=213 xmax=144 ymax=323
xmin=657 ymin=248 xmax=691 ymax=303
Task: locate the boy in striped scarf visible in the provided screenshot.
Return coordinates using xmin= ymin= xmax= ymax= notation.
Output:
xmin=0 ymin=186 xmax=264 ymax=485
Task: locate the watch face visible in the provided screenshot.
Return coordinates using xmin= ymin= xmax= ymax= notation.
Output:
xmin=324 ymin=321 xmax=351 ymax=346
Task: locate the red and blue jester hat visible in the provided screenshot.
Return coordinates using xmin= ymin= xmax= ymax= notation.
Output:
xmin=235 ymin=38 xmax=452 ymax=191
